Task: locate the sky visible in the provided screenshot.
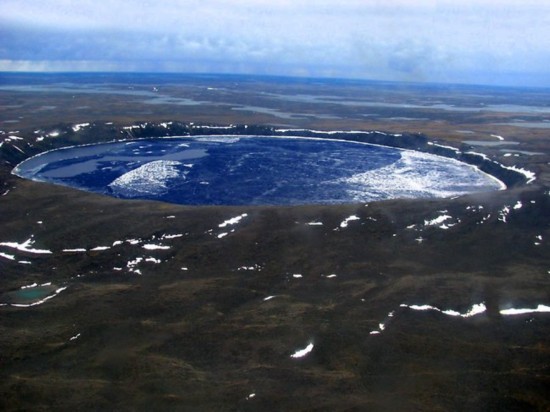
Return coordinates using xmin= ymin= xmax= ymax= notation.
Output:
xmin=1 ymin=0 xmax=549 ymax=87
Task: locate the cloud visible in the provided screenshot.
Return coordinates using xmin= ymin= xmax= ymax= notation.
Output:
xmin=1 ymin=1 xmax=549 ymax=86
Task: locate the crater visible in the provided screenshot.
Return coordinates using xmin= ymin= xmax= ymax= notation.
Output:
xmin=13 ymin=136 xmax=504 ymax=206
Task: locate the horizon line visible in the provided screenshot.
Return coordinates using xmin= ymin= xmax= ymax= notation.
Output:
xmin=1 ymin=70 xmax=549 ymax=91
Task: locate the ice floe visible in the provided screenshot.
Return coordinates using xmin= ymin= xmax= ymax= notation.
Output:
xmin=338 ymin=150 xmax=504 ymax=202
xmin=109 ymin=160 xmax=182 ymax=197
xmin=290 ymin=343 xmax=314 ymax=359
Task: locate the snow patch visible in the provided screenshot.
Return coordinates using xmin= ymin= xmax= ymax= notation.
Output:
xmin=72 ymin=123 xmax=90 ymax=132
xmin=219 ymin=213 xmax=248 ymax=228
xmin=424 ymin=214 xmax=452 ymax=227
xmin=238 ymin=264 xmax=262 ymax=271
xmin=69 ymin=333 xmax=81 ymax=341
xmin=142 ymin=244 xmax=170 ymax=250
xmin=0 ymin=252 xmax=16 ymax=261
xmin=400 ymin=303 xmax=486 ymax=318
xmin=90 ymin=246 xmax=110 ymax=251
xmin=500 ymin=305 xmax=550 ymax=315
xmin=498 ymin=205 xmax=511 ymax=223
xmin=339 ymin=215 xmax=360 ymax=228
xmin=0 ymin=237 xmax=52 ymax=254
xmin=501 ymin=165 xmax=536 ymax=184
xmin=290 ymin=343 xmax=314 ymax=358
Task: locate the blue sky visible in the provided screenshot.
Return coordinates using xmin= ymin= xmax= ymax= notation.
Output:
xmin=1 ymin=0 xmax=549 ymax=87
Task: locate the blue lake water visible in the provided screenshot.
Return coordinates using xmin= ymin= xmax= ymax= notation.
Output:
xmin=13 ymin=136 xmax=504 ymax=205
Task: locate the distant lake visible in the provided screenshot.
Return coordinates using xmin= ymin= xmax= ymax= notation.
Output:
xmin=13 ymin=136 xmax=504 ymax=205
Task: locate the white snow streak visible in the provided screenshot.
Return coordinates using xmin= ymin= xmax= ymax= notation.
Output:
xmin=219 ymin=213 xmax=248 ymax=228
xmin=290 ymin=343 xmax=314 ymax=359
xmin=500 ymin=305 xmax=550 ymax=315
xmin=339 ymin=215 xmax=360 ymax=228
xmin=0 ymin=237 xmax=52 ymax=254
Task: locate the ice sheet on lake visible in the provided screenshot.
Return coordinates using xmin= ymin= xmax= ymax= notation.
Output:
xmin=109 ymin=160 xmax=182 ymax=197
xmin=339 ymin=151 xmax=504 ymax=201
xmin=196 ymin=136 xmax=240 ymax=143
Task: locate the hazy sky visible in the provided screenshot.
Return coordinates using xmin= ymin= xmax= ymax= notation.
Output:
xmin=1 ymin=0 xmax=549 ymax=87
